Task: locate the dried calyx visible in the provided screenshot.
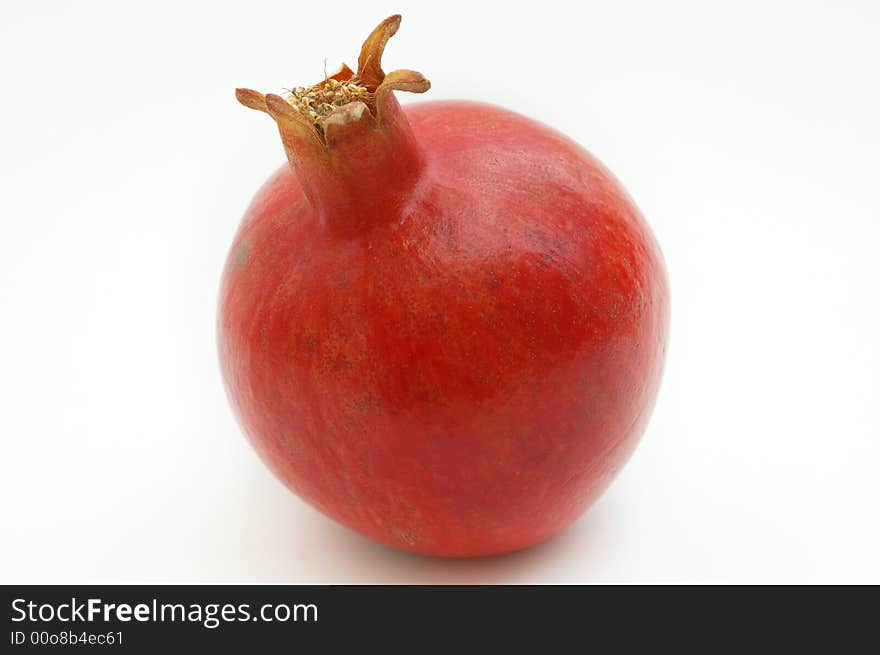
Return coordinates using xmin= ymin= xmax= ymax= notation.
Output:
xmin=236 ymin=15 xmax=430 ymax=146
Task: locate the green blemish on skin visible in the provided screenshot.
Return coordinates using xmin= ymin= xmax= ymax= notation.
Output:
xmin=234 ymin=239 xmax=252 ymax=266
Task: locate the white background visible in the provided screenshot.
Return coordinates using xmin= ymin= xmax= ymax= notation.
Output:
xmin=2 ymin=0 xmax=878 ymax=583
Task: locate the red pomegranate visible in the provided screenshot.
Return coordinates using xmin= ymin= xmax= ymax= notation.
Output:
xmin=219 ymin=15 xmax=669 ymax=556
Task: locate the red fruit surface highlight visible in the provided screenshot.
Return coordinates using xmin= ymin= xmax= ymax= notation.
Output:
xmin=219 ymin=16 xmax=669 ymax=557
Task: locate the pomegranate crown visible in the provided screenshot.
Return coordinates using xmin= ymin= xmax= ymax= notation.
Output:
xmin=235 ymin=15 xmax=430 ymax=148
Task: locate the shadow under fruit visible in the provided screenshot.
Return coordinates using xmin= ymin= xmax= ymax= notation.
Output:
xmin=218 ymin=15 xmax=669 ymax=557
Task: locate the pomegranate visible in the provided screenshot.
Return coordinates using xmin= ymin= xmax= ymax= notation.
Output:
xmin=219 ymin=15 xmax=669 ymax=557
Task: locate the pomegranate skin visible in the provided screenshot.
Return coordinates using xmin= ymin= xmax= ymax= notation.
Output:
xmin=219 ymin=100 xmax=669 ymax=557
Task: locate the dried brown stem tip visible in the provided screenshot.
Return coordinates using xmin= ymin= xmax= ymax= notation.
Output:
xmin=236 ymin=15 xmax=430 ymax=143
